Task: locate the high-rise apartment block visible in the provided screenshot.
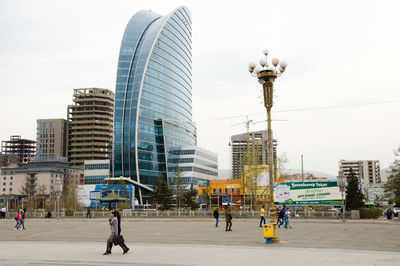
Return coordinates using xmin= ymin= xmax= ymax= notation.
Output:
xmin=339 ymin=160 xmax=381 ymax=194
xmin=36 ymin=119 xmax=67 ymax=161
xmin=67 ymin=88 xmax=114 ymax=168
xmin=231 ymin=130 xmax=277 ymax=179
xmin=1 ymin=136 xmax=36 ymax=164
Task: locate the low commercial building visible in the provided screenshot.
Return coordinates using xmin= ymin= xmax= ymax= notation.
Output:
xmin=168 ymin=146 xmax=218 ymax=189
xmin=198 ymin=179 xmax=242 ymax=208
xmin=0 ymin=160 xmax=81 ymax=197
xmin=84 ymin=159 xmax=110 ymax=184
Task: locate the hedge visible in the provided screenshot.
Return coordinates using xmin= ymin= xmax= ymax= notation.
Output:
xmin=359 ymin=208 xmax=380 ymax=219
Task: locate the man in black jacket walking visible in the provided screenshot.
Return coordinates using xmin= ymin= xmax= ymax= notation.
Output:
xmin=213 ymin=208 xmax=219 ymax=227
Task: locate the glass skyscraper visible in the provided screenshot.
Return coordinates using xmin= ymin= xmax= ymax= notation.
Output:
xmin=113 ymin=7 xmax=196 ymax=203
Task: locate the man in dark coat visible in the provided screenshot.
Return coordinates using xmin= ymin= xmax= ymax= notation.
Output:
xmin=213 ymin=208 xmax=219 ymax=227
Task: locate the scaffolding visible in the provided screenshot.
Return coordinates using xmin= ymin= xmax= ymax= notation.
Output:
xmin=1 ymin=135 xmax=36 ymax=163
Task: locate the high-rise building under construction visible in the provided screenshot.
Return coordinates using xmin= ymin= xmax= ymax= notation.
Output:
xmin=67 ymin=88 xmax=114 ymax=168
xmin=230 ymin=130 xmax=277 ymax=179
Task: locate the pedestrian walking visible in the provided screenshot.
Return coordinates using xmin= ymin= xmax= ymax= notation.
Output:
xmin=1 ymin=206 xmax=6 ymax=219
xmin=278 ymin=206 xmax=287 ymax=228
xmin=285 ymin=208 xmax=292 ymax=228
xmin=340 ymin=206 xmax=343 ymax=219
xmin=259 ymin=205 xmax=266 ymax=227
xmin=103 ymin=211 xmax=129 ymax=255
xmin=276 ymin=207 xmax=282 ymax=225
xmin=225 ymin=205 xmax=232 ymax=231
xmin=14 ymin=210 xmax=22 ymax=230
xmin=21 ymin=208 xmax=26 ymax=230
xmin=113 ymin=208 xmax=129 ymax=254
xmin=86 ymin=207 xmax=91 ymax=219
xmin=213 ymin=208 xmax=219 ymax=227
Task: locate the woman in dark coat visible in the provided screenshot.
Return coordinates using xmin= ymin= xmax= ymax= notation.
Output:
xmin=103 ymin=211 xmax=129 ymax=255
xmin=113 ymin=209 xmax=130 ymax=254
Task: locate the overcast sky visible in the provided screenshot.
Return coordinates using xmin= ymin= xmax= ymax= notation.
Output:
xmin=1 ymin=0 xmax=399 ymax=176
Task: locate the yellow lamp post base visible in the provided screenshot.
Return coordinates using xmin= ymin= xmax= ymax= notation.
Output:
xmin=263 ymin=224 xmax=280 ymax=244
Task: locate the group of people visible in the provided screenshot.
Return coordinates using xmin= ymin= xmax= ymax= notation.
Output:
xmin=259 ymin=205 xmax=292 ymax=229
xmin=103 ymin=208 xmax=130 ymax=255
xmin=14 ymin=208 xmax=26 ymax=230
xmin=213 ymin=205 xmax=293 ymax=231
xmin=213 ymin=205 xmax=232 ymax=231
xmin=276 ymin=205 xmax=292 ymax=228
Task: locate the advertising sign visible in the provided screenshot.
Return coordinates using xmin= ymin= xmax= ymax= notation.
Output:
xmin=77 ymin=184 xmax=133 ymax=208
xmin=274 ymin=181 xmax=342 ymax=206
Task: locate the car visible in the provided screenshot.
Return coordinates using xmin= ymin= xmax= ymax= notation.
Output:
xmin=393 ymin=207 xmax=400 ymax=217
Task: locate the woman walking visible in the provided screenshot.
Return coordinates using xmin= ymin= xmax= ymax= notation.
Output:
xmin=14 ymin=209 xmax=22 ymax=230
xmin=113 ymin=209 xmax=129 ymax=254
xmin=103 ymin=211 xmax=129 ymax=255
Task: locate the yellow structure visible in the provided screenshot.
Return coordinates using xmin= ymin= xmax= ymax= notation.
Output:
xmin=242 ymin=165 xmax=272 ymax=203
xmin=198 ymin=179 xmax=243 ymax=197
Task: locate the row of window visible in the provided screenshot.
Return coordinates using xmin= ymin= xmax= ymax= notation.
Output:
xmin=38 ymin=149 xmax=55 ymax=154
xmin=84 ymin=164 xmax=110 ymax=170
xmin=3 ymin=176 xmax=13 ymax=180
xmin=2 ymin=182 xmax=13 ymax=186
xmin=37 ymin=129 xmax=55 ymax=133
xmin=212 ymin=188 xmax=241 ymax=195
xmin=2 ymin=188 xmax=12 ymax=192
xmin=37 ymin=122 xmax=56 ymax=128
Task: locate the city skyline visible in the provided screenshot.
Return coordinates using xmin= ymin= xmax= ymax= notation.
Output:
xmin=1 ymin=0 xmax=400 ymax=175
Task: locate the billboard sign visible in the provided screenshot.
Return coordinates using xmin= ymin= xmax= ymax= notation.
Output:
xmin=77 ymin=184 xmax=133 ymax=208
xmin=274 ymin=181 xmax=342 ymax=206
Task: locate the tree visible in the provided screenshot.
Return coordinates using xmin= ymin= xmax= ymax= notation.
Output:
xmin=345 ymin=168 xmax=364 ymax=210
xmin=384 ymin=146 xmax=400 ymax=206
xmin=183 ymin=183 xmax=199 ymax=211
xmin=277 ymin=152 xmax=289 ymax=178
xmin=172 ymin=166 xmax=185 ymax=210
xmin=151 ymin=177 xmax=174 ymax=210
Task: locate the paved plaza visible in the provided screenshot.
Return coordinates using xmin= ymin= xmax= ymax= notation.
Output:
xmin=0 ymin=218 xmax=399 ymax=265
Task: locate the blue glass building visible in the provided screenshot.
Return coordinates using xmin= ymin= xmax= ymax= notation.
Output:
xmin=113 ymin=7 xmax=197 ymax=203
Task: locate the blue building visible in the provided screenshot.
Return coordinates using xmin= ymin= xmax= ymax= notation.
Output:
xmin=113 ymin=7 xmax=199 ymax=203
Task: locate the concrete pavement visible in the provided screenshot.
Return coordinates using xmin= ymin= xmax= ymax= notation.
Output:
xmin=0 ymin=241 xmax=399 ymax=266
xmin=0 ymin=218 xmax=399 ymax=265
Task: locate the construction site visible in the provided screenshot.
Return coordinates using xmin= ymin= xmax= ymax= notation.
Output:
xmin=1 ymin=135 xmax=36 ymax=164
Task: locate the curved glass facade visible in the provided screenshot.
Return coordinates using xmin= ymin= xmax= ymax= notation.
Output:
xmin=113 ymin=7 xmax=196 ymax=203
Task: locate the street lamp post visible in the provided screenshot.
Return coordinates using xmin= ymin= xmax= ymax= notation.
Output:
xmin=338 ymin=170 xmax=346 ymax=222
xmin=249 ymin=49 xmax=287 ymax=243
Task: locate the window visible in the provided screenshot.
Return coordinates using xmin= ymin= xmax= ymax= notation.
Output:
xmin=231 ymin=188 xmax=234 ymax=195
xmin=225 ymin=188 xmax=228 ymax=195
xmin=2 ymin=183 xmax=5 ymax=186
xmin=9 ymin=188 xmax=12 ymax=192
xmin=237 ymin=188 xmax=241 ymax=194
xmin=212 ymin=188 xmax=216 ymax=194
xmin=50 ymin=122 xmax=55 ymax=128
xmin=218 ymin=188 xmax=222 ymax=194
xmin=3 ymin=177 xmax=5 ymax=180
xmin=10 ymin=182 xmax=12 ymax=186
xmin=10 ymin=176 xmax=13 ymax=180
